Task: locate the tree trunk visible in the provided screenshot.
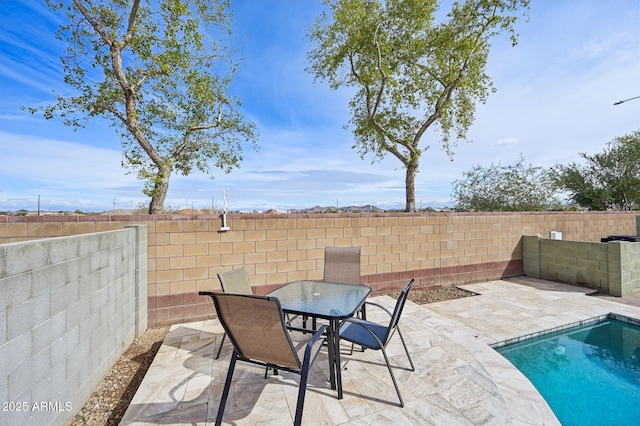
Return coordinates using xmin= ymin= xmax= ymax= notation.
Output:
xmin=405 ymin=163 xmax=418 ymax=212
xmin=148 ymin=166 xmax=172 ymax=214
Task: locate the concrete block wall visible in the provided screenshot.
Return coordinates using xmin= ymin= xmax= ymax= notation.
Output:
xmin=542 ymin=239 xmax=609 ymax=290
xmin=608 ymin=241 xmax=640 ymax=297
xmin=0 ymin=225 xmax=147 ymax=426
xmin=523 ymin=234 xmax=640 ymax=297
xmin=0 ymin=211 xmax=637 ymax=326
xmin=522 ymin=234 xmax=542 ymax=278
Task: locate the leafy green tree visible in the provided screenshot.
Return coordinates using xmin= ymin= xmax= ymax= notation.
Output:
xmin=307 ymin=0 xmax=529 ymax=211
xmin=551 ymin=130 xmax=640 ymax=210
xmin=31 ymin=0 xmax=258 ymax=214
xmin=452 ymin=156 xmax=559 ymax=211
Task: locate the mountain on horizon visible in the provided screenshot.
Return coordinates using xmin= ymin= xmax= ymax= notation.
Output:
xmin=289 ymin=204 xmax=385 ymax=213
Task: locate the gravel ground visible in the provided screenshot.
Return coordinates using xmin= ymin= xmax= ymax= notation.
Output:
xmin=69 ymin=326 xmax=170 ymax=426
xmin=379 ymin=286 xmax=476 ymax=305
xmin=71 ymin=287 xmax=475 ymax=425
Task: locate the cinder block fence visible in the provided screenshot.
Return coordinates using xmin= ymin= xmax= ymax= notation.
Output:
xmin=523 ymin=234 xmax=640 ymax=296
xmin=1 ymin=211 xmax=637 ymax=328
xmin=0 ymin=226 xmax=147 ymax=426
xmin=0 ymin=211 xmax=638 ymax=425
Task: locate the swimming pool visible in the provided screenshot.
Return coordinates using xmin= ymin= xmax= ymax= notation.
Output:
xmin=495 ymin=315 xmax=640 ymax=426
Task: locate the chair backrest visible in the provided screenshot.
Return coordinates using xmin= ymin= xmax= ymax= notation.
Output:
xmin=211 ymin=292 xmax=301 ymax=370
xmin=385 ymin=279 xmax=415 ymax=342
xmin=323 ymin=246 xmax=361 ymax=285
xmin=218 ymin=267 xmax=253 ymax=295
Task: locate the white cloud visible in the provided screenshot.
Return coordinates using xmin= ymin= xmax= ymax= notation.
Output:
xmin=495 ymin=137 xmax=519 ymax=147
xmin=1 ymin=0 xmax=638 ymax=212
xmin=0 ymin=132 xmax=144 ymax=210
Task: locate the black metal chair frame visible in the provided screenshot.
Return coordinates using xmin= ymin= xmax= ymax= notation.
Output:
xmin=338 ymin=278 xmax=415 ymax=407
xmin=200 ymin=292 xmax=327 ymax=426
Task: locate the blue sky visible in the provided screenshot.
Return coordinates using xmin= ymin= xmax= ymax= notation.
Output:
xmin=1 ymin=0 xmax=638 ymax=212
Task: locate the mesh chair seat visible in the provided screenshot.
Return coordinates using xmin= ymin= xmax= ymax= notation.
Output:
xmin=200 ymin=292 xmax=327 ymax=426
xmin=213 ymin=267 xmax=253 ymax=359
xmin=218 ymin=267 xmax=252 ymax=295
xmin=320 ymin=246 xmax=365 ymax=338
xmin=294 ymin=246 xmax=364 ymax=332
xmin=323 ymin=246 xmax=361 ymax=284
xmin=339 ymin=318 xmax=388 ymax=350
xmin=339 ymin=278 xmax=415 ymax=407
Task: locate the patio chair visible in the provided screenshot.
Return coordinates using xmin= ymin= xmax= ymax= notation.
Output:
xmin=218 ymin=266 xmax=253 ymax=295
xmin=200 ymin=292 xmax=327 ymax=426
xmin=213 ymin=267 xmax=253 ymax=359
xmin=288 ymin=246 xmax=362 ymax=331
xmin=338 ymin=278 xmax=415 ymax=407
xmin=320 ymin=246 xmax=365 ymax=335
xmin=323 ymin=246 xmax=361 ymax=285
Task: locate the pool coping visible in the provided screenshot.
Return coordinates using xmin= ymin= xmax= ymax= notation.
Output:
xmin=489 ymin=312 xmax=640 ymax=349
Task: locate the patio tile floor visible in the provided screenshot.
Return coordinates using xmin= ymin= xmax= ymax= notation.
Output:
xmin=121 ymin=277 xmax=640 ymax=425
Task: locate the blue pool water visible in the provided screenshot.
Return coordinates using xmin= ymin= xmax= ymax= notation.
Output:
xmin=496 ymin=318 xmax=640 ymax=426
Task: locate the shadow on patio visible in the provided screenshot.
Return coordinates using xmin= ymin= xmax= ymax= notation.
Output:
xmin=121 ymin=278 xmax=640 ymax=425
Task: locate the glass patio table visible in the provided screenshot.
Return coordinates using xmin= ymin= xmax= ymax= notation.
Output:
xmin=268 ymin=280 xmax=371 ymax=399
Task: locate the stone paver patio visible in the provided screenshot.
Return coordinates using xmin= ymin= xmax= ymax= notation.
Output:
xmin=121 ymin=277 xmax=640 ymax=425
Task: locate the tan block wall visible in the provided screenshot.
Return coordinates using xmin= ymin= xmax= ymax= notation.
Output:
xmin=1 ymin=211 xmax=637 ymax=326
